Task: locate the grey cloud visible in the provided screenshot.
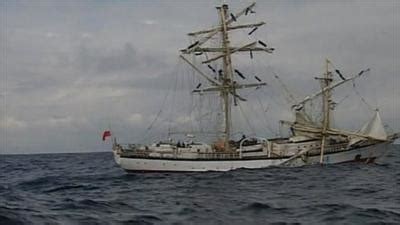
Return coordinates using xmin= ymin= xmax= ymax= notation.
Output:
xmin=75 ymin=42 xmax=167 ymax=74
xmin=1 ymin=0 xmax=398 ymax=154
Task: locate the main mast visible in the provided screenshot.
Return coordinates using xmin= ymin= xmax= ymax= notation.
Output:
xmin=180 ymin=2 xmax=272 ymax=151
xmin=218 ymin=4 xmax=234 ymax=151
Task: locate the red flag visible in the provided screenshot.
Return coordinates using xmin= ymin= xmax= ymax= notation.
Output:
xmin=102 ymin=130 xmax=111 ymax=141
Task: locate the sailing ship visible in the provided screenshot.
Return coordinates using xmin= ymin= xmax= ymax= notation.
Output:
xmin=111 ymin=2 xmax=398 ymax=172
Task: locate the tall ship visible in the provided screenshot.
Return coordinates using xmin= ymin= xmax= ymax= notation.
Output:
xmin=110 ymin=2 xmax=398 ymax=172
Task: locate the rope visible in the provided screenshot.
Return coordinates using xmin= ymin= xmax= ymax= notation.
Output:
xmin=237 ymin=101 xmax=256 ymax=135
xmin=139 ymin=61 xmax=181 ymax=142
xmin=352 ymin=81 xmax=375 ymax=111
xmin=328 ymin=60 xmax=376 ymax=112
xmin=255 ymin=95 xmax=279 ymax=136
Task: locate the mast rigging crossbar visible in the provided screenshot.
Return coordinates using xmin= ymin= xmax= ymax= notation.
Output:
xmin=202 ymin=42 xmax=257 ymax=64
xmin=182 ymin=47 xmax=271 ymax=54
xmin=188 ymin=22 xmax=266 ymax=36
xmin=193 ymin=82 xmax=266 ymax=93
xmin=183 ymin=2 xmax=257 ymax=54
xmin=293 ymin=69 xmax=369 ymax=109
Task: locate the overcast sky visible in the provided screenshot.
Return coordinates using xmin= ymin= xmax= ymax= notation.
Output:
xmin=1 ymin=0 xmax=399 ymax=154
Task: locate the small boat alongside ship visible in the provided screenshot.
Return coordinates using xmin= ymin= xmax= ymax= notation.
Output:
xmin=110 ymin=2 xmax=398 ymax=172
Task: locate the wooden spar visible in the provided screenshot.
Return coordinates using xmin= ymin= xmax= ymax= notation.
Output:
xmin=227 ymin=22 xmax=265 ymax=31
xmin=184 ymin=2 xmax=256 ymax=54
xmin=182 ymin=47 xmax=272 ymax=53
xmin=320 ymin=59 xmax=332 ymax=164
xmin=192 ymin=86 xmax=249 ymax=102
xmin=192 ymin=82 xmax=267 ymax=93
xmin=202 ymin=42 xmax=257 ymax=64
xmin=234 ymin=82 xmax=267 ymax=89
xmin=187 ymin=22 xmax=265 ymax=36
xmin=187 ymin=27 xmax=219 ymax=37
xmin=293 ymin=68 xmax=368 ymax=109
xmin=179 ymin=55 xmax=221 ymax=87
xmin=219 ymin=4 xmax=233 ymax=151
xmin=280 ymin=148 xmax=313 ymax=166
xmin=320 ymin=136 xmax=326 ymax=163
xmin=292 ymin=125 xmax=388 ymax=141
xmin=280 ymin=119 xmax=382 ymax=140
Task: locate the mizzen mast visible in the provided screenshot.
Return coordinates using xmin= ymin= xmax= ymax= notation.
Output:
xmin=319 ymin=59 xmax=333 ymax=163
xmin=318 ymin=59 xmax=333 ymax=163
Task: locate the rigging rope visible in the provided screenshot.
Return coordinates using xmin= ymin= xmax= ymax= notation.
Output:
xmin=255 ymin=95 xmax=279 ymax=136
xmin=352 ymin=81 xmax=375 ymax=111
xmin=328 ymin=60 xmax=376 ymax=112
xmin=139 ymin=61 xmax=181 ymax=142
xmin=270 ymin=70 xmax=297 ymax=104
xmin=237 ymin=101 xmax=257 ymax=136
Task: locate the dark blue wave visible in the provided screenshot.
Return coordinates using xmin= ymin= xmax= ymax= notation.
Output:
xmin=0 ymin=144 xmax=399 ymax=224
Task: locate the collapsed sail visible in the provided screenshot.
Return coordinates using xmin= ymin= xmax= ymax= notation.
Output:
xmin=290 ymin=111 xmax=320 ymax=141
xmin=358 ymin=110 xmax=387 ymax=140
xmin=349 ymin=110 xmax=387 ymax=146
xmin=294 ymin=111 xmax=314 ymax=126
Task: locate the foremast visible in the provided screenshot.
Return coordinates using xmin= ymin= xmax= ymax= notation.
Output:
xmin=180 ymin=2 xmax=273 ymax=151
xmin=219 ymin=4 xmax=233 ymax=151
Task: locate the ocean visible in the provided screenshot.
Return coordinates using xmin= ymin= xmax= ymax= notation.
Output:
xmin=1 ymin=145 xmax=399 ymax=225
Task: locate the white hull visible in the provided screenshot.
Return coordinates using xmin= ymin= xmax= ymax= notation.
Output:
xmin=113 ymin=142 xmax=391 ymax=172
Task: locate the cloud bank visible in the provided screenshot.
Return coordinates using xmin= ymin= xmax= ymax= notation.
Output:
xmin=1 ymin=0 xmax=398 ymax=154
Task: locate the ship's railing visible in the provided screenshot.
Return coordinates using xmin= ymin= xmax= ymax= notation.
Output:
xmin=120 ymin=149 xmax=149 ymax=157
xmin=119 ymin=141 xmax=349 ymax=159
xmin=119 ymin=148 xmax=241 ymax=159
xmin=324 ymin=143 xmax=349 ymax=153
xmin=239 ymin=137 xmax=267 ymax=158
xmin=197 ymin=152 xmax=240 ymax=159
xmin=117 ymin=143 xmax=141 ymax=150
xmin=268 ymin=141 xmax=349 ymax=158
xmin=305 ymin=143 xmax=348 ymax=155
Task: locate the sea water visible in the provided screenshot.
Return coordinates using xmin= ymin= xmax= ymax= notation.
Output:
xmin=1 ymin=145 xmax=399 ymax=224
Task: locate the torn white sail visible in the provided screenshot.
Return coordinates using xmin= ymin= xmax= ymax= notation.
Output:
xmin=291 ymin=111 xmax=321 ymax=139
xmin=294 ymin=111 xmax=314 ymax=126
xmin=359 ymin=110 xmax=387 ymax=140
